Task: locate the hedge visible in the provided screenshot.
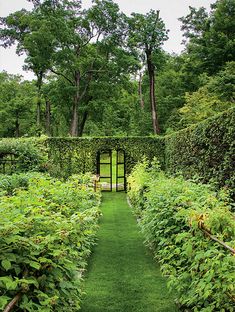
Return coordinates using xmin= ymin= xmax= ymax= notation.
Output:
xmin=0 ymin=107 xmax=234 ymax=195
xmin=46 ymin=136 xmax=165 ymax=178
xmin=165 ymin=108 xmax=235 ymax=196
xmin=0 ymin=137 xmax=48 ymax=173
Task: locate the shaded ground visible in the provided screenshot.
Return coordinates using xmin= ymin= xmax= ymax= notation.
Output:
xmin=80 ymin=193 xmax=178 ymax=312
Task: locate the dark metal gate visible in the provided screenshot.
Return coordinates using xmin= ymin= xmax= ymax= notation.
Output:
xmin=0 ymin=154 xmax=20 ymax=174
xmin=116 ymin=149 xmax=126 ymax=192
xmin=96 ymin=149 xmax=126 ymax=192
xmin=97 ymin=150 xmax=113 ymax=192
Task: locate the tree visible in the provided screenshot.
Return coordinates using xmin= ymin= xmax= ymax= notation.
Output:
xmin=1 ymin=0 xmax=129 ymax=136
xmin=128 ymin=10 xmax=168 ymax=134
xmin=0 ymin=72 xmax=37 ymax=137
xmin=43 ymin=0 xmax=129 ymax=136
xmin=180 ymin=0 xmax=235 ymax=75
xmin=0 ymin=7 xmax=55 ymax=132
xmin=174 ymin=62 xmax=235 ymax=129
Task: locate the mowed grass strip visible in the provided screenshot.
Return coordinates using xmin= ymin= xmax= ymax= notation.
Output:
xmin=80 ymin=193 xmax=178 ymax=312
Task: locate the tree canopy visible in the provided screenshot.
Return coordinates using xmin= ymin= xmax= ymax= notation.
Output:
xmin=0 ymin=0 xmax=234 ymax=137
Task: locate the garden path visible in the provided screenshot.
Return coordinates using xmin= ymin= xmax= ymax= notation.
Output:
xmin=80 ymin=193 xmax=178 ymax=312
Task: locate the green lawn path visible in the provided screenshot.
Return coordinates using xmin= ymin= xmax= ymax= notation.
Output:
xmin=80 ymin=193 xmax=178 ymax=312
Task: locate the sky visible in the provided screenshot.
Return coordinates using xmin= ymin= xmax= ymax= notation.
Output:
xmin=0 ymin=0 xmax=215 ymax=80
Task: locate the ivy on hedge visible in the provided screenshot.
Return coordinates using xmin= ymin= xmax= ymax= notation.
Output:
xmin=165 ymin=107 xmax=235 ymax=197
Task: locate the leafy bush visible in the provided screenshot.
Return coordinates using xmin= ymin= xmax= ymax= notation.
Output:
xmin=0 ymin=173 xmax=101 ymax=311
xmin=128 ymin=160 xmax=235 ymax=311
xmin=0 ymin=172 xmax=40 ymax=196
xmin=0 ymin=138 xmax=48 ymax=173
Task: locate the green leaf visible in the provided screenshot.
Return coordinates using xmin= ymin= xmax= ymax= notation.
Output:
xmin=0 ymin=296 xmax=10 ymax=310
xmin=1 ymin=259 xmax=11 ymax=271
xmin=29 ymin=261 xmax=41 ymax=270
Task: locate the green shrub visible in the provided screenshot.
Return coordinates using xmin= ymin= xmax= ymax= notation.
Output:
xmin=0 ymin=138 xmax=48 ymax=173
xmin=128 ymin=161 xmax=235 ymax=311
xmin=0 ymin=173 xmax=101 ymax=311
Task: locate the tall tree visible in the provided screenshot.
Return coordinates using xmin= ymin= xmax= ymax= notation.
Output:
xmin=180 ymin=0 xmax=235 ymax=75
xmin=128 ymin=10 xmax=168 ymax=134
xmin=1 ymin=0 xmax=127 ymax=136
xmin=0 ymin=72 xmax=36 ymax=137
xmin=0 ymin=7 xmax=55 ymax=132
xmin=43 ymin=0 xmax=127 ymax=136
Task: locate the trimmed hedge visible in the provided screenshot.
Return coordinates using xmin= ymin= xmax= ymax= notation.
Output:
xmin=0 ymin=137 xmax=48 ymax=173
xmin=165 ymin=108 xmax=235 ymax=196
xmin=46 ymin=136 xmax=165 ymax=178
xmin=0 ymin=107 xmax=234 ymax=195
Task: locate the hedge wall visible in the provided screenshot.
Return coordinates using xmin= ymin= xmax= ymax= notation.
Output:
xmin=0 ymin=107 xmax=234 ymax=195
xmin=46 ymin=136 xmax=165 ymax=178
xmin=165 ymin=108 xmax=235 ymax=195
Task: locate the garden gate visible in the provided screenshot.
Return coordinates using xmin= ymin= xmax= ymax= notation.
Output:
xmin=96 ymin=149 xmax=126 ymax=192
xmin=0 ymin=153 xmax=20 ymax=174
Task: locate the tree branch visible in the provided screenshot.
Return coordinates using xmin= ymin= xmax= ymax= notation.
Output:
xmin=79 ymin=71 xmax=93 ymax=101
xmin=3 ymin=292 xmax=22 ymax=312
xmin=49 ymin=68 xmax=74 ymax=85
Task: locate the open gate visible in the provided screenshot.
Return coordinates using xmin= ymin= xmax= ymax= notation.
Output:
xmin=96 ymin=149 xmax=126 ymax=192
xmin=116 ymin=149 xmax=126 ymax=192
xmin=97 ymin=150 xmax=113 ymax=192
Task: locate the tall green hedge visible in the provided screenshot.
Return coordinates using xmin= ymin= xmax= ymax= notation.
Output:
xmin=46 ymin=136 xmax=165 ymax=178
xmin=165 ymin=108 xmax=235 ymax=196
xmin=0 ymin=108 xmax=234 ymax=195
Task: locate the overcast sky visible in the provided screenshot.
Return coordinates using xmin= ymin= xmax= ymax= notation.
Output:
xmin=0 ymin=0 xmax=215 ymax=80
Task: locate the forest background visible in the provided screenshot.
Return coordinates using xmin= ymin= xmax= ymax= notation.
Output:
xmin=0 ymin=0 xmax=234 ymax=138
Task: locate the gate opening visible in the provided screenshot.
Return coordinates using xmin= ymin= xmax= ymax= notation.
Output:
xmin=96 ymin=149 xmax=126 ymax=192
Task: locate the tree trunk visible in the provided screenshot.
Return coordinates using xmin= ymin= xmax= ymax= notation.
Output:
xmin=70 ymin=72 xmax=80 ymax=136
xmin=146 ymin=50 xmax=160 ymax=134
xmin=78 ymin=110 xmax=88 ymax=137
xmin=138 ymin=72 xmax=144 ymax=109
xmin=36 ymin=96 xmax=41 ymax=127
xmin=36 ymin=72 xmax=43 ymax=136
xmin=45 ymin=99 xmax=51 ymax=136
xmin=70 ymin=101 xmax=79 ymax=136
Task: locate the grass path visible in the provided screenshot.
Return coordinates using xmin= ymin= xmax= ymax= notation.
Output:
xmin=80 ymin=193 xmax=178 ymax=312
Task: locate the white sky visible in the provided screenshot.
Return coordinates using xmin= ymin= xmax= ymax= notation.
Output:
xmin=0 ymin=0 xmax=215 ymax=80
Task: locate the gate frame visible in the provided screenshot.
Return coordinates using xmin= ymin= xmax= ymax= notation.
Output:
xmin=116 ymin=149 xmax=126 ymax=192
xmin=96 ymin=149 xmax=113 ymax=192
xmin=96 ymin=149 xmax=127 ymax=192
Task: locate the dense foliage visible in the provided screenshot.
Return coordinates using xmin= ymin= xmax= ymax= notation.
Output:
xmin=0 ymin=173 xmax=101 ymax=311
xmin=165 ymin=107 xmax=235 ymax=198
xmin=0 ymin=0 xmax=234 ymax=136
xmin=46 ymin=136 xmax=165 ymax=178
xmin=128 ymin=160 xmax=235 ymax=311
xmin=0 ymin=137 xmax=47 ymax=173
xmin=1 ymin=104 xmax=234 ymax=196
